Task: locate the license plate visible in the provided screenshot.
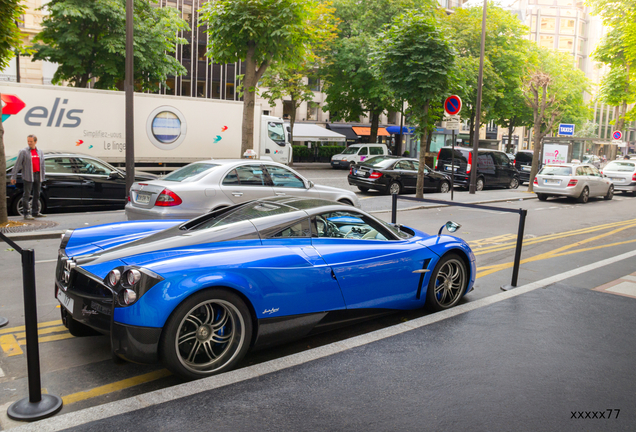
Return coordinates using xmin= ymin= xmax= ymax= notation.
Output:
xmin=355 ymin=170 xmax=365 ymax=176
xmin=332 ymin=161 xmax=340 ymax=165
xmin=544 ymin=179 xmax=560 ymax=185
xmin=57 ymin=288 xmax=74 ymax=313
xmin=522 ymin=166 xmax=531 ymax=171
xmin=136 ymin=193 xmax=151 ymax=204
xmin=611 ymin=178 xmax=623 ymax=182
xmin=444 ymin=165 xmax=458 ymax=172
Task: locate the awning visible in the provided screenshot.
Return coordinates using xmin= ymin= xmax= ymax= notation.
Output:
xmin=286 ymin=123 xmax=346 ymax=142
xmin=351 ymin=126 xmax=390 ymax=136
xmin=326 ymin=124 xmax=359 ymax=141
xmin=385 ymin=126 xmax=415 ymax=135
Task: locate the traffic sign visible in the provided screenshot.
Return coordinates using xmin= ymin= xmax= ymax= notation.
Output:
xmin=442 ymin=115 xmax=461 ymax=131
xmin=444 ymin=95 xmax=462 ymax=116
xmin=558 ymin=124 xmax=575 ymax=136
xmin=613 ymin=130 xmax=622 ymax=140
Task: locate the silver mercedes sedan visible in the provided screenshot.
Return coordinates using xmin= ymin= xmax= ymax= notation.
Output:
xmin=602 ymin=160 xmax=636 ymax=195
xmin=125 ymin=159 xmax=361 ymax=220
xmin=533 ymin=163 xmax=613 ymax=203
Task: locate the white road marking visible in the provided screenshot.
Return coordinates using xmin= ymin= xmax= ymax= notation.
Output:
xmin=0 ymin=367 xmax=4 ymax=378
xmin=18 ymin=248 xmax=636 ymax=432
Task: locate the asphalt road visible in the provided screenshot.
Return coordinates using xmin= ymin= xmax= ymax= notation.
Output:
xmin=1 ymin=166 xmax=635 ymax=426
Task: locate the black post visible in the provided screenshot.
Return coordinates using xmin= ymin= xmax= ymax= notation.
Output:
xmin=7 ymin=248 xmax=62 ymax=420
xmin=469 ymin=0 xmax=487 ymax=194
xmin=391 ymin=193 xmax=397 ymax=224
xmin=125 ymin=0 xmax=135 ymax=199
xmin=501 ymin=208 xmax=527 ymax=291
xmin=451 ymin=130 xmax=455 ymax=201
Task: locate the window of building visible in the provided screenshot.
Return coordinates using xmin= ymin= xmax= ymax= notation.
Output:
xmin=539 ymin=35 xmax=555 ymax=49
xmin=561 ymin=8 xmax=576 ymax=16
xmin=283 ymin=101 xmax=294 ymax=120
xmin=306 ymin=102 xmax=319 ymax=121
xmin=579 ymin=21 xmax=586 ymax=34
xmin=540 ymin=18 xmax=556 ymax=32
xmin=197 ymin=81 xmax=205 ymax=98
xmin=560 ymin=18 xmax=575 ymax=34
xmin=388 ymin=112 xmax=398 ymax=124
xmin=537 ymin=0 xmax=553 ymax=4
xmin=578 ymin=38 xmax=585 ymax=54
xmin=531 ymin=16 xmax=537 ymax=31
xmin=181 ymin=79 xmax=191 ymax=97
xmin=557 ymin=0 xmax=574 ymax=5
xmin=308 ymin=77 xmax=320 ymax=92
xmin=558 ymin=36 xmax=574 ymax=51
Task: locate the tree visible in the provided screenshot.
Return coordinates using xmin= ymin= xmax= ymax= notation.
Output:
xmin=321 ymin=0 xmax=434 ymax=144
xmin=32 ymin=0 xmax=188 ymax=90
xmin=522 ymin=48 xmax=589 ymax=192
xmin=200 ymin=0 xmax=314 ymax=157
xmin=372 ymin=10 xmax=454 ymax=198
xmin=0 ymin=0 xmax=26 ymax=225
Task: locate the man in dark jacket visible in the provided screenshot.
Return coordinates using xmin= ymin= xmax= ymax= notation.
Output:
xmin=10 ymin=134 xmax=46 ymax=220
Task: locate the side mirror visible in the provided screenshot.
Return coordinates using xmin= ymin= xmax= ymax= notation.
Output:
xmin=308 ymin=180 xmax=315 ymax=189
xmin=438 ymin=221 xmax=461 ymax=237
xmin=109 ymin=171 xmax=120 ymax=179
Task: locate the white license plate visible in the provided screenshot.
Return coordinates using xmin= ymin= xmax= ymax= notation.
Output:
xmin=544 ymin=179 xmax=561 ymax=185
xmin=355 ymin=170 xmax=365 ymax=176
xmin=444 ymin=165 xmax=458 ymax=172
xmin=57 ymin=288 xmax=74 ymax=313
xmin=136 ymin=193 xmax=151 ymax=204
xmin=522 ymin=166 xmax=531 ymax=171
xmin=611 ymin=178 xmax=623 ymax=182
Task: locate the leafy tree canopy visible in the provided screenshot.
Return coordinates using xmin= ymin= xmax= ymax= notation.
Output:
xmin=32 ymin=0 xmax=188 ymax=90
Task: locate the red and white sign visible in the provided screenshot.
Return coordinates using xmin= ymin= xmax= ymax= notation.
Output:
xmin=444 ymin=95 xmax=462 ymax=116
xmin=613 ymin=131 xmax=622 ymax=140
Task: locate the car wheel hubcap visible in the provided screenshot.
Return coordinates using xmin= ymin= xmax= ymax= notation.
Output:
xmin=476 ymin=180 xmax=484 ymax=191
xmin=434 ymin=259 xmax=466 ymax=307
xmin=440 ymin=182 xmax=449 ymax=193
xmin=390 ymin=183 xmax=400 ymax=194
xmin=176 ymin=300 xmax=244 ymax=374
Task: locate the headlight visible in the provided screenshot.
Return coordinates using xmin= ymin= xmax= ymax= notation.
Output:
xmin=107 ymin=269 xmax=121 ymax=287
xmin=124 ymin=269 xmax=141 ymax=286
xmin=119 ymin=289 xmax=137 ymax=306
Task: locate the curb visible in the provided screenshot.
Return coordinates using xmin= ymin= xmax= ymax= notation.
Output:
xmin=368 ymin=195 xmax=537 ymax=214
xmin=4 ymin=230 xmax=66 ymax=242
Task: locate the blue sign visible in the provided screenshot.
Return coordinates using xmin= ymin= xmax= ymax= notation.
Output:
xmin=558 ymin=124 xmax=575 ymax=136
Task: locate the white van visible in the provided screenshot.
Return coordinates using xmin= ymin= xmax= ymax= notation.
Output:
xmin=331 ymin=144 xmax=389 ymax=169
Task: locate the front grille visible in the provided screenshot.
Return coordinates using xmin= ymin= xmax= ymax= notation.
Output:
xmin=69 ymin=271 xmax=113 ymax=300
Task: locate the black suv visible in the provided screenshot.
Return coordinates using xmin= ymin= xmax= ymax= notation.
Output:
xmin=435 ymin=147 xmax=520 ymax=191
xmin=513 ymin=150 xmax=537 ymax=184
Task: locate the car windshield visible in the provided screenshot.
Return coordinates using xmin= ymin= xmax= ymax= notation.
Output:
xmin=341 ymin=146 xmax=360 ymax=155
xmin=162 ymin=163 xmax=220 ymax=182
xmin=582 ymin=155 xmax=596 ymax=162
xmin=540 ymin=166 xmax=572 ymax=176
xmin=267 ymin=122 xmax=285 ymax=144
xmin=360 ymin=156 xmax=396 ymax=168
xmin=604 ymin=161 xmax=635 ymax=172
xmin=5 ymin=155 xmax=17 ymax=171
xmin=189 ymin=201 xmax=295 ymax=231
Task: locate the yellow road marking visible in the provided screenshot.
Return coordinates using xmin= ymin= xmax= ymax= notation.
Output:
xmin=0 ymin=319 xmax=63 ymax=336
xmin=62 ymin=369 xmax=172 ymax=405
xmin=17 ymin=333 xmax=75 ymax=345
xmin=0 ymin=334 xmax=24 ymax=356
xmin=468 ymin=234 xmax=518 ymax=248
xmin=13 ymin=325 xmax=68 ymax=339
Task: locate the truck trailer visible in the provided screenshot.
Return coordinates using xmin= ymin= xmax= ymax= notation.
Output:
xmin=0 ymin=82 xmax=291 ymax=171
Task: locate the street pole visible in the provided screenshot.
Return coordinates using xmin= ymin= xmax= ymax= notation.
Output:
xmin=469 ymin=0 xmax=487 ymax=194
xmin=125 ymin=0 xmax=135 ymax=198
xmin=451 ymin=130 xmax=455 ymax=201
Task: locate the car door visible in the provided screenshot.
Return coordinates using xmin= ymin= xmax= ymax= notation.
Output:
xmin=357 ymin=146 xmax=369 ymax=164
xmin=395 ymin=160 xmax=416 ymax=190
xmin=585 ymin=165 xmax=605 ymax=196
xmin=493 ymin=152 xmax=514 ymax=186
xmin=219 ymin=164 xmax=275 ymax=204
xmin=74 ymin=157 xmax=125 ymax=206
xmin=263 ymin=164 xmax=312 ymax=199
xmin=42 ymin=156 xmax=84 ymax=208
xmin=310 ymin=209 xmax=432 ymax=310
xmin=477 ymin=151 xmax=498 ymax=186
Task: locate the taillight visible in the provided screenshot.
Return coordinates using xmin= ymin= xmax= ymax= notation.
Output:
xmin=369 ymin=171 xmax=383 ymax=179
xmin=127 ymin=195 xmax=130 ymax=202
xmin=467 ymin=152 xmax=472 ymax=174
xmin=513 ymin=159 xmax=516 ymax=166
xmin=436 ymin=149 xmax=442 ymax=170
xmin=533 ymin=177 xmax=538 ymax=185
xmin=632 ymin=173 xmax=636 ymax=181
xmin=349 ymin=167 xmax=353 ymax=175
xmin=567 ymin=179 xmax=578 ymax=187
xmin=155 ymin=188 xmax=182 ymax=206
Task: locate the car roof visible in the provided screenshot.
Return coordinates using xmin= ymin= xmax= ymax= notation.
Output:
xmin=440 ymin=146 xmax=502 ymax=153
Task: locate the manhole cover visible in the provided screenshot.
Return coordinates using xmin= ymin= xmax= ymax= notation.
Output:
xmin=0 ymin=219 xmax=59 ymax=234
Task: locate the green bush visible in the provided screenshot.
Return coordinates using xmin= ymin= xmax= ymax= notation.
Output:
xmin=318 ymin=145 xmax=346 ymax=158
xmin=292 ymin=145 xmax=311 ymax=158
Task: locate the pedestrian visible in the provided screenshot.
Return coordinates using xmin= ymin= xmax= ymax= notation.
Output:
xmin=10 ymin=134 xmax=46 ymax=220
xmin=624 ymin=155 xmax=631 ymax=160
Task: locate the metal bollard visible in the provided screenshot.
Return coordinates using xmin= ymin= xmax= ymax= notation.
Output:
xmin=501 ymin=208 xmax=528 ymax=291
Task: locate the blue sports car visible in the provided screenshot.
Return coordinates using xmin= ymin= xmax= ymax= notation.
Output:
xmin=55 ymin=197 xmax=476 ymax=380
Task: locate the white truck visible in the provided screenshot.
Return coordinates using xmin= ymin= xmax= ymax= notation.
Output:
xmin=0 ymin=82 xmax=291 ymax=170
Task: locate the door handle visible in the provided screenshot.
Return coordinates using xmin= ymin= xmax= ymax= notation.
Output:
xmin=231 ymin=192 xmax=243 ymax=197
xmin=275 ymin=192 xmax=286 ymax=196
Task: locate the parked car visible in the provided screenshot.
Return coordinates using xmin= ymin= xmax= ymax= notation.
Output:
xmin=126 ymin=159 xmax=360 ymax=220
xmin=331 ymin=144 xmax=389 ymax=169
xmin=533 ymin=163 xmax=613 ymax=203
xmin=348 ymin=155 xmax=451 ymax=194
xmin=435 ymin=147 xmax=520 ymax=191
xmin=513 ymin=150 xmax=539 ymax=184
xmin=56 ymin=196 xmax=476 ymax=380
xmin=5 ymin=152 xmax=157 ymax=215
xmin=601 ymin=160 xmax=636 ymax=195
xmin=582 ymin=154 xmax=601 ymax=169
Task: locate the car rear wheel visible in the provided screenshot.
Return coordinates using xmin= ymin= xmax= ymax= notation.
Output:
xmin=577 ymin=187 xmax=589 ymax=203
xmin=426 ymin=253 xmax=468 ymax=312
xmin=357 ymin=186 xmax=369 ymax=193
xmin=388 ymin=181 xmax=402 ymax=195
xmin=509 ymin=177 xmax=519 ymax=189
xmin=12 ymin=194 xmax=46 ymax=216
xmin=604 ymin=185 xmax=614 ymax=200
xmin=475 ymin=177 xmax=484 ymax=192
xmin=161 ymin=289 xmax=252 ymax=381
xmin=537 ymin=193 xmax=548 ymax=201
xmin=438 ymin=181 xmax=450 ymax=193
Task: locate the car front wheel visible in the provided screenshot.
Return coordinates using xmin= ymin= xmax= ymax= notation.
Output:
xmin=509 ymin=177 xmax=519 ymax=189
xmin=604 ymin=185 xmax=614 ymax=200
xmin=426 ymin=253 xmax=468 ymax=312
xmin=161 ymin=289 xmax=252 ymax=381
xmin=438 ymin=180 xmax=450 ymax=193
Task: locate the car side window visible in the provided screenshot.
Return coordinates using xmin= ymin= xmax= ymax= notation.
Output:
xmin=270 ymin=219 xmax=311 ymax=238
xmin=575 ymin=167 xmax=587 ymax=176
xmin=222 ymin=169 xmax=240 ymax=185
xmin=265 ymin=165 xmax=305 ymax=188
xmin=395 ymin=161 xmax=412 ymax=170
xmin=494 ymin=152 xmax=511 ymax=167
xmin=358 ymin=147 xmax=368 ymax=156
xmin=45 ymin=157 xmax=77 ymax=174
xmin=370 ymin=147 xmax=383 ymax=155
xmin=588 ymin=166 xmax=601 ymax=177
xmin=74 ymin=158 xmax=112 ymax=175
xmin=311 ymin=211 xmax=392 ymax=241
xmin=412 ymin=161 xmax=420 ymax=171
xmin=234 ymin=165 xmax=268 ymax=186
